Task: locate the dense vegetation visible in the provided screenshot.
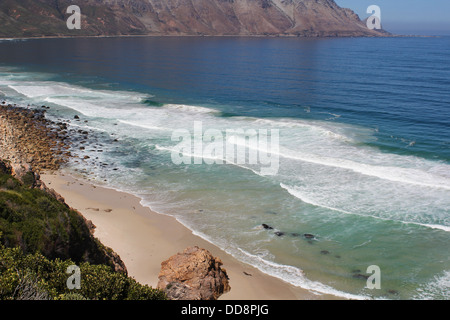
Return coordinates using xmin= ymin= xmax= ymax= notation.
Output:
xmin=0 ymin=161 xmax=166 ymax=300
xmin=0 ymin=165 xmax=117 ymax=268
xmin=0 ymin=244 xmax=166 ymax=300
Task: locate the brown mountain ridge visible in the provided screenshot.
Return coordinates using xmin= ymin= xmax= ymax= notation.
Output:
xmin=0 ymin=0 xmax=388 ymax=38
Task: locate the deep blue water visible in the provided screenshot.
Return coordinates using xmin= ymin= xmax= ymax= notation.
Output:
xmin=1 ymin=37 xmax=449 ymax=161
xmin=0 ymin=36 xmax=449 ymax=299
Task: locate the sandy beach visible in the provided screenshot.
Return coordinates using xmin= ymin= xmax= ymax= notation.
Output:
xmin=40 ymin=170 xmax=338 ymax=300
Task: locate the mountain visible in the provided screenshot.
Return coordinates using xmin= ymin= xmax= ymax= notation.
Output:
xmin=0 ymin=0 xmax=388 ymax=38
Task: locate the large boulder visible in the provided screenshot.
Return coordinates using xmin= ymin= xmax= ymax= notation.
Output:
xmin=157 ymin=246 xmax=231 ymax=300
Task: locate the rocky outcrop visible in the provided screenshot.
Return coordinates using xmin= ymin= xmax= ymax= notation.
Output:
xmin=2 ymin=159 xmax=68 ymax=203
xmin=158 ymin=246 xmax=231 ymax=300
xmin=0 ymin=104 xmax=70 ymax=172
xmin=0 ymin=104 xmax=69 ymax=203
xmin=0 ymin=0 xmax=389 ymax=38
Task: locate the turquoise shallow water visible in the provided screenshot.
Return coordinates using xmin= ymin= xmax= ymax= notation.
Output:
xmin=0 ymin=37 xmax=449 ymax=299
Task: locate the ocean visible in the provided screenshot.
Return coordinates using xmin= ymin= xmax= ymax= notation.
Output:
xmin=0 ymin=36 xmax=449 ymax=299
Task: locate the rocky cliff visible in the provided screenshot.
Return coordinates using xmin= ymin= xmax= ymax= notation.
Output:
xmin=0 ymin=0 xmax=387 ymax=38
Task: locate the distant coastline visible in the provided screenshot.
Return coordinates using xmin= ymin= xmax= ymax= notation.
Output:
xmin=0 ymin=0 xmax=387 ymax=39
xmin=3 ymin=33 xmax=445 ymax=42
xmin=0 ymin=33 xmax=396 ymax=41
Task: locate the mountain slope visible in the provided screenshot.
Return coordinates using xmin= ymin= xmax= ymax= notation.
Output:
xmin=0 ymin=0 xmax=387 ymax=38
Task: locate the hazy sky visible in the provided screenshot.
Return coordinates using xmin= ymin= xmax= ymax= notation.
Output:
xmin=335 ymin=0 xmax=450 ymax=35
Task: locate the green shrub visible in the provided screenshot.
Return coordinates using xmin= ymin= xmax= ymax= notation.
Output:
xmin=20 ymin=172 xmax=36 ymax=187
xmin=0 ymin=246 xmax=166 ymax=300
xmin=57 ymin=293 xmax=87 ymax=300
xmin=0 ymin=172 xmax=115 ymax=267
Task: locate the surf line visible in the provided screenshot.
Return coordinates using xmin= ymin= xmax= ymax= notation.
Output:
xmin=170 ymin=121 xmax=280 ymax=176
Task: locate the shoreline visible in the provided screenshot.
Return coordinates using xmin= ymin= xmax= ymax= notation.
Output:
xmin=0 ymin=33 xmax=421 ymax=42
xmin=40 ymin=169 xmax=339 ymax=300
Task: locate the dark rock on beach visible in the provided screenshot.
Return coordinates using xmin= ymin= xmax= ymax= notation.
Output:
xmin=262 ymin=224 xmax=274 ymax=230
xmin=352 ymin=273 xmax=370 ymax=280
xmin=388 ymin=289 xmax=399 ymax=295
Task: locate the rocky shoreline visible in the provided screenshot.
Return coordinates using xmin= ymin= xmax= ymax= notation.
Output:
xmin=0 ymin=103 xmax=77 ymax=203
xmin=0 ymin=103 xmax=71 ymax=171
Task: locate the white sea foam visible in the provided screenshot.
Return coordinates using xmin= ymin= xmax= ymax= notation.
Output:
xmin=252 ymin=118 xmax=355 ymax=142
xmin=231 ymin=248 xmax=371 ymax=300
xmin=118 ymin=120 xmax=172 ymax=132
xmin=9 ymin=84 xmax=88 ymax=98
xmin=414 ymin=270 xmax=450 ymax=300
xmin=164 ymin=104 xmax=220 ymax=114
xmin=419 ymin=224 xmax=450 ymax=232
xmin=227 ymin=128 xmax=450 ymax=190
xmin=154 ymin=144 xmax=264 ymax=176
xmin=0 ymin=38 xmax=25 ymax=42
xmin=280 ymin=183 xmax=450 ymax=232
xmin=277 ymin=148 xmax=450 ymax=190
